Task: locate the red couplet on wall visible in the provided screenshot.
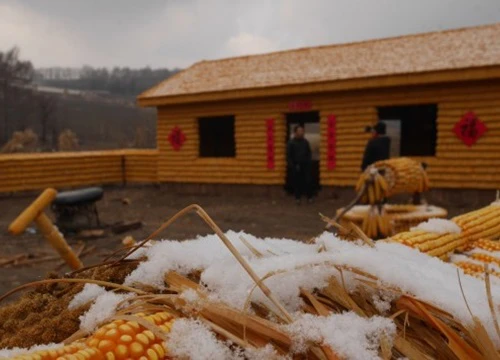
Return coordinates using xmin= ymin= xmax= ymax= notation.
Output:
xmin=266 ymin=119 xmax=275 ymax=169
xmin=168 ymin=126 xmax=186 ymax=151
xmin=327 ymin=115 xmax=336 ymax=170
xmin=453 ymin=111 xmax=487 ymax=147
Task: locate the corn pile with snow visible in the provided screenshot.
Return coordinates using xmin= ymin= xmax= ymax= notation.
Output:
xmin=4 ymin=200 xmax=500 ymax=359
xmin=3 ymin=226 xmax=500 ymax=360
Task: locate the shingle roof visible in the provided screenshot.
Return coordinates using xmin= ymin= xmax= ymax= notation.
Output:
xmin=140 ymin=23 xmax=500 ymax=101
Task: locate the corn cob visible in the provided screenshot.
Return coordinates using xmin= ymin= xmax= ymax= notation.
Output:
xmin=388 ymin=230 xmax=466 ymax=258
xmin=355 ymin=170 xmax=389 ymax=205
xmin=469 ymin=238 xmax=500 ymax=252
xmin=358 ymin=158 xmax=429 ymax=200
xmin=10 ymin=312 xmax=174 ymax=360
xmin=452 ymin=205 xmax=500 ymax=243
xmin=469 ymin=252 xmax=500 ymax=266
xmin=360 ymin=206 xmax=391 ymax=238
xmin=453 ymin=261 xmax=500 ymax=278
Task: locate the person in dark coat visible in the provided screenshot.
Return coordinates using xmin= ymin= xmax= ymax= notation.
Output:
xmin=361 ymin=122 xmax=391 ymax=171
xmin=287 ymin=125 xmax=313 ymax=204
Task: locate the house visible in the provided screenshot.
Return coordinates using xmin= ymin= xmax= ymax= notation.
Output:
xmin=138 ymin=23 xmax=500 ymax=190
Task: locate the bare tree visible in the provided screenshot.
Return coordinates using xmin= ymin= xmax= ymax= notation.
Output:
xmin=0 ymin=47 xmax=34 ymax=143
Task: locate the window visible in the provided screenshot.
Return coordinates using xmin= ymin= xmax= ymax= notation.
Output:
xmin=198 ymin=115 xmax=236 ymax=157
xmin=378 ymin=104 xmax=437 ymax=156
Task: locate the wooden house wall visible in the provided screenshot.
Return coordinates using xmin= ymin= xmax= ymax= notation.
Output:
xmin=157 ymin=79 xmax=500 ymax=189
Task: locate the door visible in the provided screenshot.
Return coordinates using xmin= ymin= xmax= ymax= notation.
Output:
xmin=285 ymin=111 xmax=321 ymax=195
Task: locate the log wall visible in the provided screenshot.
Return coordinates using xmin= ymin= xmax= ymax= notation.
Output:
xmin=0 ymin=149 xmax=158 ymax=192
xmin=157 ymin=79 xmax=500 ymax=189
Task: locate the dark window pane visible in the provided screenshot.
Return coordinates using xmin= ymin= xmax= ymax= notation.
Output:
xmin=199 ymin=116 xmax=235 ymax=157
xmin=378 ymin=104 xmax=437 ymax=156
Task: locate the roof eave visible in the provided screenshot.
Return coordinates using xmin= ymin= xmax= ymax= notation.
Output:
xmin=137 ymin=65 xmax=500 ymax=108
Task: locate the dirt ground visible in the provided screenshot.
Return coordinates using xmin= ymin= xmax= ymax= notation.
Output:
xmin=0 ymin=185 xmax=496 ymax=296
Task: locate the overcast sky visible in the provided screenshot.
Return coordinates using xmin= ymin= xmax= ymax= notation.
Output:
xmin=1 ymin=0 xmax=500 ymax=69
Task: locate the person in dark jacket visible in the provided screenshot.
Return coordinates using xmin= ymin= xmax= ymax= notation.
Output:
xmin=361 ymin=122 xmax=391 ymax=171
xmin=287 ymin=125 xmax=313 ymax=204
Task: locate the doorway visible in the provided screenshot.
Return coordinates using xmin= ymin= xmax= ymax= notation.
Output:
xmin=285 ymin=111 xmax=321 ymax=196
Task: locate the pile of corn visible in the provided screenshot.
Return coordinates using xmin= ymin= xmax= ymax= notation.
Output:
xmin=12 ymin=312 xmax=174 ymax=360
xmin=386 ymin=202 xmax=500 ymax=272
xmin=356 ymin=157 xmax=429 ymax=204
xmin=337 ymin=204 xmax=447 ymax=238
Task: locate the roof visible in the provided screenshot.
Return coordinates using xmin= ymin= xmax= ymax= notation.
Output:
xmin=139 ymin=22 xmax=500 ymax=105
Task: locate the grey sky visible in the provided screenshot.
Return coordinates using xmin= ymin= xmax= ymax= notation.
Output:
xmin=1 ymin=0 xmax=499 ymax=69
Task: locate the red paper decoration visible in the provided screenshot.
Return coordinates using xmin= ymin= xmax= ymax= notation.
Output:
xmin=453 ymin=111 xmax=487 ymax=147
xmin=266 ymin=119 xmax=275 ymax=170
xmin=168 ymin=126 xmax=186 ymax=151
xmin=327 ymin=115 xmax=336 ymax=170
xmin=288 ymin=100 xmax=312 ymax=111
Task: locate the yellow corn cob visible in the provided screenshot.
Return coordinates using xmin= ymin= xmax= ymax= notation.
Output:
xmin=470 ymin=239 xmax=500 ymax=252
xmin=370 ymin=158 xmax=429 ymax=197
xmin=453 ymin=261 xmax=500 ymax=278
xmin=389 ymin=229 xmax=466 ymax=258
xmin=452 ymin=205 xmax=500 ymax=243
xmin=470 ymin=253 xmax=500 ymax=266
xmin=11 ymin=312 xmax=175 ymax=360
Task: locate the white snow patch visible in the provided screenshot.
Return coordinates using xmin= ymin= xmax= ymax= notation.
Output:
xmin=371 ymin=291 xmax=397 ymax=314
xmin=166 ymin=318 xmax=239 ymax=360
xmin=411 ymin=218 xmax=462 ymax=234
xmin=124 ymin=231 xmax=316 ymax=288
xmin=283 ymin=312 xmax=396 ymax=360
xmin=180 ymin=288 xmax=200 ymax=303
xmin=244 ymin=344 xmax=290 ymax=360
xmin=202 ymin=252 xmax=339 ymax=312
xmin=316 ymin=232 xmax=500 ymax=346
xmin=79 ymin=291 xmax=135 ymax=332
xmin=0 ymin=343 xmax=60 ymax=359
xmin=68 ymin=284 xmax=106 ymax=310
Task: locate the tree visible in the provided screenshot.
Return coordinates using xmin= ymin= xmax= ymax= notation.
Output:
xmin=0 ymin=47 xmax=34 ymax=143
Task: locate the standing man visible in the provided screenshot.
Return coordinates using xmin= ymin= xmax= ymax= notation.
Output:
xmin=287 ymin=125 xmax=313 ymax=204
xmin=361 ymin=122 xmax=391 ymax=171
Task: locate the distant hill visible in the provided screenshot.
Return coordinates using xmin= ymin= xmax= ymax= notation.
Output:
xmin=35 ymin=66 xmax=181 ymax=99
xmin=1 ymin=46 xmax=179 ymax=151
